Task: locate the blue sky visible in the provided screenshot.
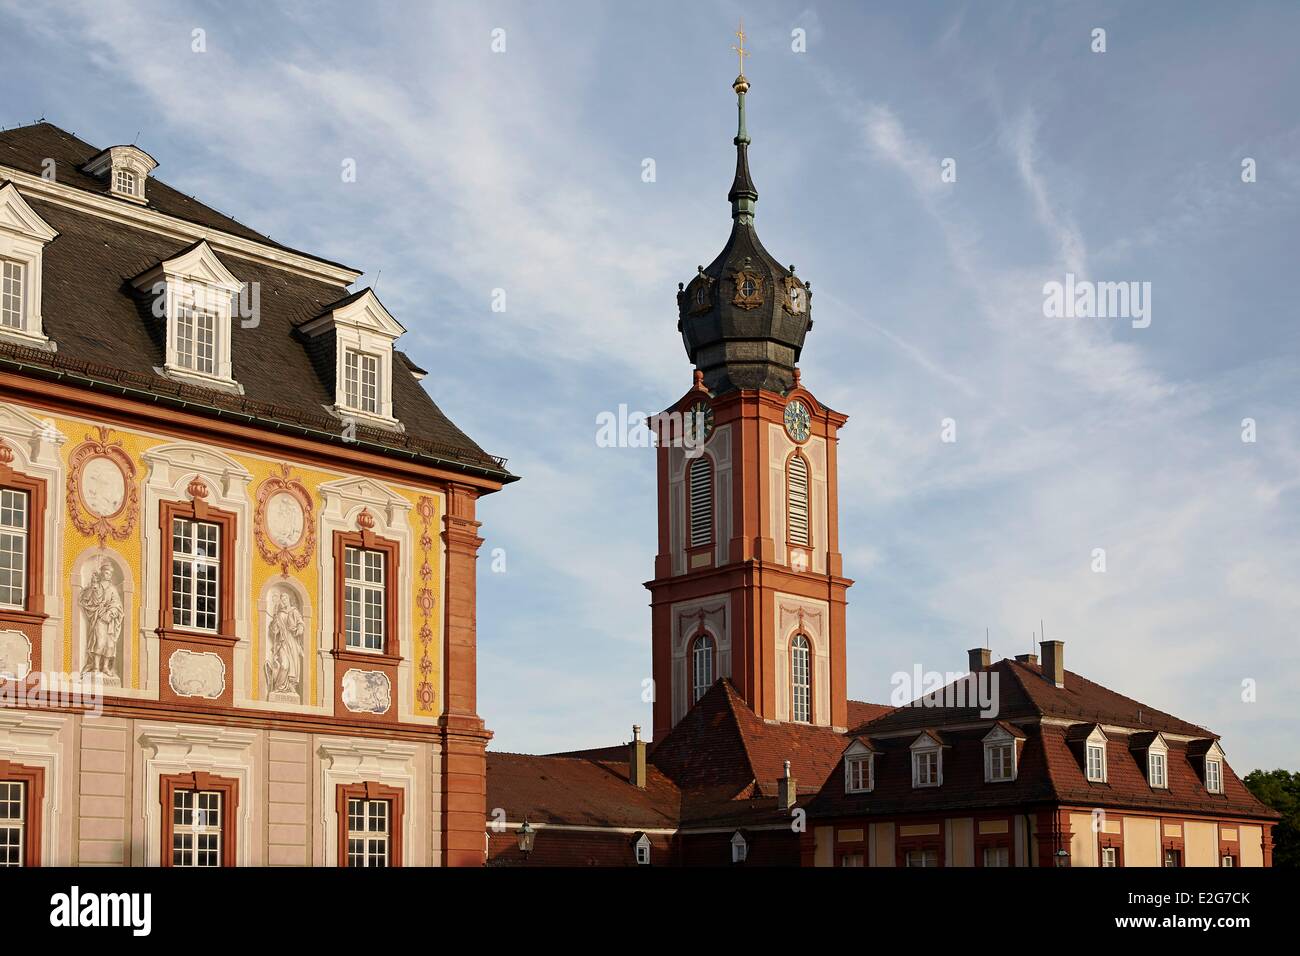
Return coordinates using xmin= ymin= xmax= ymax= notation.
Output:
xmin=3 ymin=1 xmax=1297 ymax=770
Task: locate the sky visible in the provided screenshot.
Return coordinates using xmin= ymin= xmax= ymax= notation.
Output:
xmin=2 ymin=0 xmax=1297 ymax=771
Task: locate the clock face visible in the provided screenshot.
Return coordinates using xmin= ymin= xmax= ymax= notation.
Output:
xmin=784 ymin=400 xmax=811 ymax=443
xmin=684 ymin=401 xmax=714 ymax=445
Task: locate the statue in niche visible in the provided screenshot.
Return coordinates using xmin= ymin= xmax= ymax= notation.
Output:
xmin=263 ymin=589 xmax=305 ymax=701
xmin=80 ymin=560 xmax=124 ymax=681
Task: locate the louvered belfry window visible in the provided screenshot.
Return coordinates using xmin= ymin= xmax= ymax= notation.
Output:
xmin=688 ymin=455 xmax=713 ymax=547
xmin=787 ymin=455 xmax=810 ymax=547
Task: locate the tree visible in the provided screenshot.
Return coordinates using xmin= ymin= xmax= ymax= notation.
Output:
xmin=1243 ymin=769 xmax=1298 ymax=868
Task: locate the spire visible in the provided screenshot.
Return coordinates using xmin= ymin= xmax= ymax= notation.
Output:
xmin=728 ymin=21 xmax=757 ymax=224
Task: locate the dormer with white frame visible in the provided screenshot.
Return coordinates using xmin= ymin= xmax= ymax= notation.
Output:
xmin=1194 ymin=740 xmax=1227 ymax=795
xmin=0 ymin=181 xmax=59 ymax=351
xmin=298 ymin=288 xmax=405 ymax=431
xmin=82 ymin=144 xmax=158 ymax=204
xmin=982 ymin=722 xmax=1024 ymax=783
xmin=843 ymin=738 xmax=876 ymax=794
xmin=910 ymin=730 xmax=944 ymax=789
xmin=131 ymin=240 xmax=244 ymax=394
xmin=1136 ymin=732 xmax=1170 ymax=790
xmin=1084 ymin=725 xmax=1109 ymax=783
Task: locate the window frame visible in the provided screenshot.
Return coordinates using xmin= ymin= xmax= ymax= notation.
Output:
xmin=912 ymin=747 xmax=942 ymax=788
xmin=1086 ymin=743 xmax=1107 ymax=782
xmin=844 ymin=752 xmax=873 ymax=794
xmin=689 ymin=630 xmax=715 ymax=704
xmin=983 ymin=729 xmax=1018 ymax=783
xmin=342 ymin=348 xmax=382 ymax=416
xmin=332 ymin=529 xmax=400 ymax=660
xmin=685 ymin=453 xmax=715 ymax=552
xmin=159 ymin=771 xmax=238 ymax=868
xmin=1148 ymin=751 xmax=1168 ymax=790
xmin=634 ymin=834 xmax=651 ymax=866
xmin=1205 ymin=758 xmax=1222 ymax=794
xmin=158 ymin=498 xmax=236 ymax=642
xmin=790 ymin=633 xmax=812 ymax=723
xmin=0 ymin=760 xmax=43 ymax=867
xmin=1 ymin=257 xmax=24 ymax=331
xmin=0 ymin=456 xmax=47 ymax=621
xmin=335 ymin=781 xmax=404 ymax=867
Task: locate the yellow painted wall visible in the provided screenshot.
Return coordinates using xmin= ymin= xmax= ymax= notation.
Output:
xmin=24 ymin=404 xmax=445 ymax=717
xmin=948 ymin=818 xmax=973 ymax=867
xmin=1124 ymin=817 xmax=1160 ymax=867
xmin=1069 ymin=812 xmax=1097 ymax=867
xmin=1239 ymin=825 xmax=1263 ymax=867
xmin=871 ymin=822 xmax=894 ymax=866
xmin=1184 ymin=820 xmax=1216 ymax=867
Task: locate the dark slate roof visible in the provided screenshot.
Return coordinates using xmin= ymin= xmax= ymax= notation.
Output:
xmin=0 ymin=124 xmax=511 ymax=480
xmin=0 ymin=122 xmax=338 ymax=264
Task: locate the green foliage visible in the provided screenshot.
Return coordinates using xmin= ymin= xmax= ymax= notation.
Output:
xmin=1243 ymin=769 xmax=1298 ymax=867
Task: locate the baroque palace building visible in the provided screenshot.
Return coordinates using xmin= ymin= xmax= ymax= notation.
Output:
xmin=0 ymin=122 xmax=513 ymax=866
xmin=484 ymin=61 xmax=1278 ymax=868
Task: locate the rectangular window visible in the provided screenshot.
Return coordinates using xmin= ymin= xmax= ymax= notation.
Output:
xmin=986 ymin=742 xmax=1014 ymax=781
xmin=0 ymin=781 xmax=25 ymax=867
xmin=1 ymin=259 xmax=23 ymax=329
xmin=845 ymin=755 xmax=872 ymax=793
xmin=1206 ymin=759 xmax=1222 ymax=793
xmin=840 ymin=853 xmax=864 ymax=867
xmin=346 ymin=797 xmax=390 ymax=867
xmin=982 ymin=846 xmax=1009 ymax=867
xmin=1149 ymin=752 xmax=1167 ymax=789
xmin=905 ymin=849 xmax=938 ymax=868
xmin=1087 ymin=744 xmax=1106 ymax=782
xmin=1220 ymin=854 xmax=1235 ymax=867
xmin=913 ymin=751 xmax=940 ymax=787
xmin=344 ymin=546 xmax=385 ymax=652
xmin=176 ymin=303 xmax=217 ymax=374
xmin=1163 ymin=848 xmax=1181 ymax=868
xmin=787 ymin=455 xmax=809 ymax=547
xmin=1101 ymin=846 xmax=1118 ymax=868
xmin=343 ymin=349 xmax=380 ymax=414
xmin=0 ymin=489 xmax=29 ymax=609
xmin=171 ymin=517 xmax=220 ymax=632
xmin=687 ymin=456 xmax=713 ymax=548
xmin=171 ymin=789 xmax=223 ymax=867
xmin=114 ymin=167 xmax=137 ymax=196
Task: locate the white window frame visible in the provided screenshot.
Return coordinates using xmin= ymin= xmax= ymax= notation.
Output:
xmin=1206 ymin=759 xmax=1222 ymax=794
xmin=1148 ymin=751 xmax=1167 ymax=789
xmin=83 ymin=145 xmax=156 ymax=204
xmin=912 ymin=745 xmax=942 ymax=789
xmin=634 ymin=834 xmax=651 ymax=865
xmin=790 ymin=634 xmax=812 ymax=723
xmin=133 ymin=241 xmax=242 ymax=392
xmin=0 ymin=182 xmax=58 ymax=350
xmin=982 ymin=726 xmax=1018 ymax=783
xmin=982 ymin=846 xmax=1009 ymax=868
xmin=343 ymin=545 xmax=386 ymax=653
xmin=1101 ymin=846 xmax=1118 ymax=868
xmin=0 ymin=488 xmax=29 ymax=610
xmin=1 ymin=258 xmax=24 ymax=331
xmin=691 ymin=631 xmax=714 ymax=703
xmin=1086 ymin=744 xmax=1106 ymax=782
xmin=171 ymin=788 xmax=223 ymax=867
xmin=342 ymin=348 xmax=381 ymax=415
xmin=0 ymin=780 xmax=26 ymax=867
xmin=905 ymin=849 xmax=938 ymax=868
xmin=346 ymin=795 xmax=391 ymax=867
xmin=114 ymin=167 xmax=138 ymax=199
xmin=171 ymin=516 xmax=221 ymax=633
xmin=299 ymin=289 xmax=404 ymax=430
xmin=844 ymin=752 xmax=873 ymax=794
xmin=730 ymin=832 xmax=747 ymax=864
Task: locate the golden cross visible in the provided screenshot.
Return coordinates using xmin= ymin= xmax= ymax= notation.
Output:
xmin=731 ymin=19 xmax=749 ymax=75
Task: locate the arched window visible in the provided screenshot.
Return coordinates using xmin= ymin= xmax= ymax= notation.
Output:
xmin=691 ymin=632 xmax=715 ymax=703
xmin=787 ymin=454 xmax=809 ymax=548
xmin=791 ymin=634 xmax=812 ymax=723
xmin=687 ymin=455 xmax=713 ymax=548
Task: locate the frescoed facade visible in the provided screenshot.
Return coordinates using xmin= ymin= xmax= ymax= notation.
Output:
xmin=0 ymin=122 xmax=513 ymax=866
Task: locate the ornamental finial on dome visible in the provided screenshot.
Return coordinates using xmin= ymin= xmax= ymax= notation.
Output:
xmin=728 ymin=20 xmax=757 ymax=223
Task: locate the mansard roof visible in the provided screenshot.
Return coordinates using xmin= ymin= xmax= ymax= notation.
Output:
xmin=0 ymin=123 xmax=511 ymax=480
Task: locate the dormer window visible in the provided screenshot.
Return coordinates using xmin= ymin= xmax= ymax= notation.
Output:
xmin=1148 ymin=747 xmax=1168 ymax=789
xmin=1197 ymin=741 xmax=1226 ymax=794
xmin=1085 ymin=725 xmax=1109 ymax=783
xmin=634 ymin=833 xmax=651 ymax=865
xmin=983 ymin=725 xmax=1020 ymax=783
xmin=910 ymin=733 xmax=943 ymax=788
xmin=844 ymin=748 xmax=873 ymax=794
xmin=131 ymin=241 xmax=242 ymax=393
xmin=0 ymin=182 xmax=58 ymax=351
xmin=82 ymin=144 xmax=156 ymax=204
xmin=299 ymin=289 xmax=405 ymax=431
xmin=730 ymin=831 xmax=748 ymax=864
xmin=1206 ymin=758 xmax=1222 ymax=794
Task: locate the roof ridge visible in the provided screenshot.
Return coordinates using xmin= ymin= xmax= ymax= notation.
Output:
xmin=718 ymin=679 xmax=763 ymax=789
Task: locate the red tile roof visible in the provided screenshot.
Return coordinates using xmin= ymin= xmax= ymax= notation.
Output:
xmin=486 ymin=752 xmax=679 ymax=829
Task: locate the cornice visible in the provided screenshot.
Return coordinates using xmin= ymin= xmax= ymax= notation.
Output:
xmin=0 ymin=164 xmax=362 ymax=285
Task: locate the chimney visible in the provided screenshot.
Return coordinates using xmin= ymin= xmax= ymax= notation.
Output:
xmin=629 ymin=725 xmax=647 ymax=789
xmin=968 ymin=647 xmax=991 ymax=671
xmin=1040 ymin=640 xmax=1064 ymax=688
xmin=777 ymin=760 xmax=796 ymax=810
xmin=1014 ymin=653 xmax=1038 ymax=666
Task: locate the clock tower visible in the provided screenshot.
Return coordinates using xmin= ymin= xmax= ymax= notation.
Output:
xmin=647 ymin=52 xmax=852 ymax=739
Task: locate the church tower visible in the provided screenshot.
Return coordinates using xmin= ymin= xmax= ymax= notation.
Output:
xmin=647 ymin=44 xmax=852 ymax=739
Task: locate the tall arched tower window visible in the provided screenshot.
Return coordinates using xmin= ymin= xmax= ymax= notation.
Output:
xmin=791 ymin=634 xmax=812 ymax=722
xmin=787 ymin=453 xmax=809 ymax=547
xmin=691 ymin=632 xmax=715 ymax=703
xmin=687 ymin=455 xmax=713 ymax=548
